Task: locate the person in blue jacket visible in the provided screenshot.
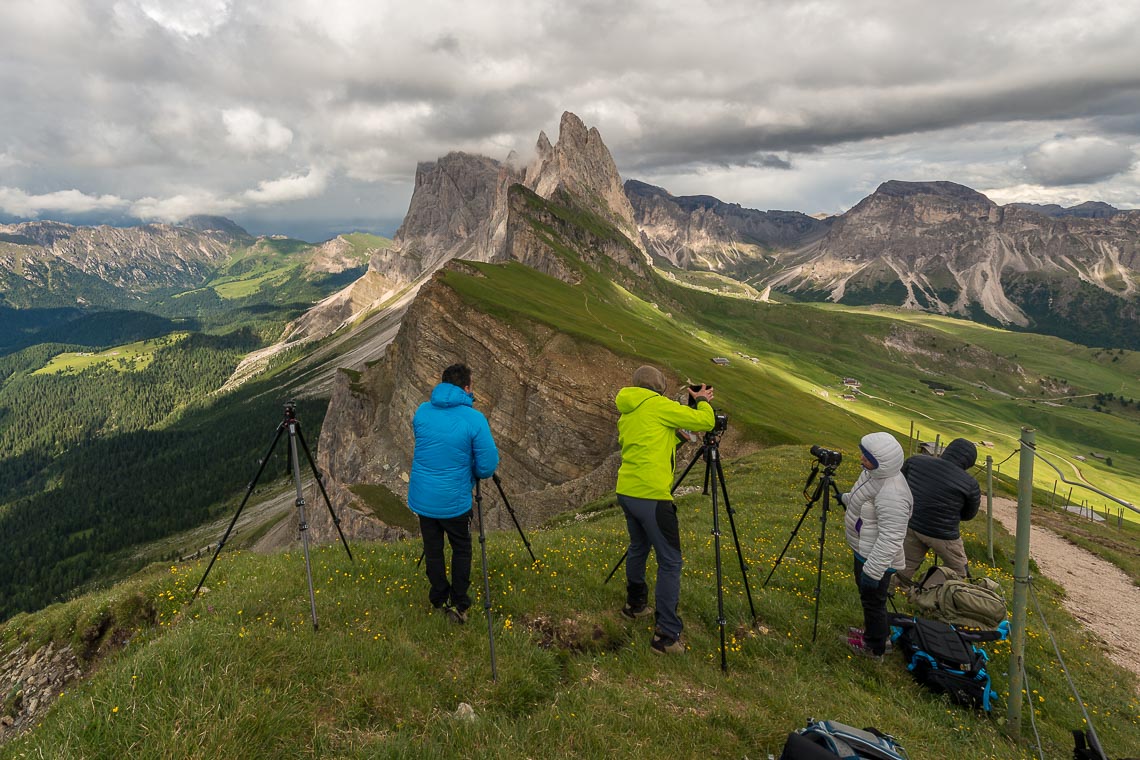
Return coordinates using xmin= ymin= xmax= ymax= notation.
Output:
xmin=408 ymin=363 xmax=499 ymax=623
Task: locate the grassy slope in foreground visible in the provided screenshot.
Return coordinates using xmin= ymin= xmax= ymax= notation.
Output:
xmin=1 ymin=447 xmax=1137 ymax=758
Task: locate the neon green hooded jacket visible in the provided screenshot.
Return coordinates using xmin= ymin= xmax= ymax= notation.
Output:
xmin=615 ymin=387 xmax=716 ymax=500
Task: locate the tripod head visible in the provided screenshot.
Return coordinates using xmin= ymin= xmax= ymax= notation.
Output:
xmin=283 ymin=401 xmax=298 ymax=424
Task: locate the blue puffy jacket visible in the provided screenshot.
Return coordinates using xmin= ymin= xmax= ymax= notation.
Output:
xmin=408 ymin=383 xmax=499 ymax=519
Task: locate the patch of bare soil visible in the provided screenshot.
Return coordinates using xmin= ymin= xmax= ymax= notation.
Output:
xmin=990 ymin=497 xmax=1140 ymax=689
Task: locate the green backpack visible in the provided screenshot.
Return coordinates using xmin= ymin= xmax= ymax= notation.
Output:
xmin=909 ymin=566 xmax=1007 ymax=630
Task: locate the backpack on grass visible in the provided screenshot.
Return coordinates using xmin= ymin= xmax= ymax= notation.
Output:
xmin=909 ymin=565 xmax=1007 ymax=629
xmin=890 ymin=614 xmax=1009 ymax=711
xmin=779 ymin=719 xmax=909 ymax=760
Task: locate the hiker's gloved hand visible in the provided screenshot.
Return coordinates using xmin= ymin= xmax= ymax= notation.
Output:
xmin=858 ymin=571 xmax=881 ymax=594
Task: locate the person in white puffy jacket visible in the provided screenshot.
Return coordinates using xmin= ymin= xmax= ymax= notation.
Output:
xmin=839 ymin=431 xmax=913 ymax=657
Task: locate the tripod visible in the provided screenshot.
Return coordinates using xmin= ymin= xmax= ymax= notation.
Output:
xmin=191 ymin=402 xmax=353 ymax=630
xmin=416 ymin=473 xmax=539 ymax=567
xmin=763 ymin=458 xmax=841 ymax=642
xmin=604 ymin=428 xmax=757 ymax=672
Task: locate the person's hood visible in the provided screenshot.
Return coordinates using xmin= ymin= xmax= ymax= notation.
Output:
xmin=615 ymin=386 xmax=659 ymax=414
xmin=941 ymin=438 xmax=978 ymax=470
xmin=430 ymin=382 xmax=474 ymax=408
xmin=859 ymin=431 xmax=905 ymax=478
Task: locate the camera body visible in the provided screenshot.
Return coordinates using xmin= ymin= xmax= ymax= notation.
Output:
xmin=686 ymin=383 xmax=713 ymax=409
xmin=686 ymin=384 xmax=727 ymax=435
xmin=810 ymin=444 xmax=842 ymax=468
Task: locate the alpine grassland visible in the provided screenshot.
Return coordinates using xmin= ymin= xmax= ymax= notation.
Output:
xmin=2 ymin=447 xmax=1138 ymax=759
xmin=2 ymin=194 xmax=1137 ymax=757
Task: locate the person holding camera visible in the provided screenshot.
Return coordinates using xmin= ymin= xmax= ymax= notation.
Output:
xmin=899 ymin=438 xmax=981 ymax=582
xmin=840 ymin=431 xmax=913 ymax=659
xmin=408 ymin=363 xmax=499 ymax=624
xmin=614 ymin=365 xmax=715 ymax=655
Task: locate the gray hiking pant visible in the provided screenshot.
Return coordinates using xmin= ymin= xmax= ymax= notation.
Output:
xmin=619 ymin=495 xmax=683 ymax=640
xmin=902 ymin=528 xmax=970 ymax=581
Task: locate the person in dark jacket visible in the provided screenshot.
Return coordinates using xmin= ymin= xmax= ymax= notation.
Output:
xmin=408 ymin=363 xmax=499 ymax=623
xmin=899 ymin=437 xmax=981 ymax=582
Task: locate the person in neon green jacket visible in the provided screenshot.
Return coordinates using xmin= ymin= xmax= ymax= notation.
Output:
xmin=614 ymin=365 xmax=715 ymax=654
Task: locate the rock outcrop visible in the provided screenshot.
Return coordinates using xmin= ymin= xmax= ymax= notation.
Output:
xmin=304 ymin=112 xmax=668 ymax=535
xmin=290 ymin=112 xmax=647 ymax=348
xmin=312 ymin=263 xmax=659 ymax=532
xmin=625 ymin=179 xmax=829 ymax=273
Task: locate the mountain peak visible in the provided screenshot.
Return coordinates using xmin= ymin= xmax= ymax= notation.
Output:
xmin=177 ymin=215 xmax=251 ymax=239
xmin=524 ymin=111 xmax=639 ymax=238
xmin=872 ymin=180 xmax=995 ymax=205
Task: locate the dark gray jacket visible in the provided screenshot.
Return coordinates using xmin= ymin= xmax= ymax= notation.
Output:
xmin=901 ymin=438 xmax=981 ymax=540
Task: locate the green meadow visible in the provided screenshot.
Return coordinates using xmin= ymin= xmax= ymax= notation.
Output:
xmin=2 ymin=446 xmax=1136 ymax=759
xmin=442 ymin=260 xmax=1140 ymax=516
xmin=32 ymin=333 xmax=190 ymax=376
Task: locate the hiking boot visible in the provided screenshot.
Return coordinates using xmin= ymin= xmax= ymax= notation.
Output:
xmin=621 ymin=602 xmax=654 ymax=620
xmin=847 ymin=640 xmax=884 ymax=661
xmin=842 ymin=628 xmax=892 ymax=655
xmin=437 ymin=604 xmax=467 ymax=624
xmin=650 ymin=632 xmax=685 ymax=655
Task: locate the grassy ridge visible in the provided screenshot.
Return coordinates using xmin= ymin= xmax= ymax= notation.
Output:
xmin=2 ymin=447 xmax=1137 ymax=758
xmin=442 ymin=260 xmax=1140 ymax=514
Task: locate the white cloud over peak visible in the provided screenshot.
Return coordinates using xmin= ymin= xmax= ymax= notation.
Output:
xmin=0 ymin=187 xmax=127 ymax=217
xmin=130 ymin=190 xmax=241 ymax=222
xmin=222 ymin=108 xmax=294 ymax=154
xmin=1023 ymin=136 xmax=1137 ymax=186
xmin=243 ymin=167 xmax=328 ymax=204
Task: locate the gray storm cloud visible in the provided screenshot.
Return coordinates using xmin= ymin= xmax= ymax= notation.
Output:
xmin=2 ymin=0 xmax=1140 ymax=237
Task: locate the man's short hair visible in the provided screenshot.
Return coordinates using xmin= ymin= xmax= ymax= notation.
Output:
xmin=441 ymin=363 xmax=472 ymax=388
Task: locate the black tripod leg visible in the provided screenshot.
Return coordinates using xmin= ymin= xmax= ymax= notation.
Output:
xmin=294 ymin=424 xmax=353 ymax=561
xmin=763 ymin=495 xmax=818 ymax=588
xmin=810 ymin=480 xmax=832 ymax=643
xmin=603 ymin=550 xmax=628 ymax=585
xmin=715 ymin=455 xmax=756 ymax=620
xmin=707 ymin=450 xmax=728 ymax=672
xmin=287 ymin=422 xmax=320 ymax=631
xmin=192 ymin=424 xmax=285 ymax=602
xmin=491 ymin=474 xmax=538 ymax=565
xmin=475 ymin=481 xmax=497 ymax=681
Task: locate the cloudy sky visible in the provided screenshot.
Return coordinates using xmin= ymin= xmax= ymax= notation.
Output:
xmin=2 ymin=0 xmax=1140 ymax=241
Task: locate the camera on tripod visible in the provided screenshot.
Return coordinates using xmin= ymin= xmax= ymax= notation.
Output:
xmin=810 ymin=444 xmax=842 ymax=468
xmin=686 ymin=384 xmax=727 ymax=435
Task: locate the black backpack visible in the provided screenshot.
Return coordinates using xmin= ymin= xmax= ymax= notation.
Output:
xmin=890 ymin=615 xmax=1009 ymax=711
xmin=779 ymin=719 xmax=909 ymax=760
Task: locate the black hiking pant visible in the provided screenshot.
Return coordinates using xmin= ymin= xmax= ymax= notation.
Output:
xmin=420 ymin=512 xmax=473 ymax=612
xmin=854 ymin=555 xmax=893 ymax=655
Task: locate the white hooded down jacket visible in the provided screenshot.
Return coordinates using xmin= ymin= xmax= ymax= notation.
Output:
xmin=842 ymin=432 xmax=913 ymax=582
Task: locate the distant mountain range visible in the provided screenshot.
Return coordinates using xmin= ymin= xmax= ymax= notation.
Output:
xmin=629 ymin=179 xmax=1138 ymax=348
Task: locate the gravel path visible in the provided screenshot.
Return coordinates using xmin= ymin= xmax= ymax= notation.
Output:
xmin=989 ymin=497 xmax=1140 ymax=689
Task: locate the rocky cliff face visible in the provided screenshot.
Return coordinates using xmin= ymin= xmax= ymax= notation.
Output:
xmin=311 ymin=262 xmax=662 ymax=533
xmin=761 ymin=180 xmax=1140 ymax=345
xmin=305 ymin=120 xmax=662 ymax=536
xmin=625 ymin=179 xmax=829 ymax=274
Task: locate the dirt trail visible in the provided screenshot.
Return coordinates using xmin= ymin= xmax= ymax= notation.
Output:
xmin=990 ymin=497 xmax=1140 ymax=688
